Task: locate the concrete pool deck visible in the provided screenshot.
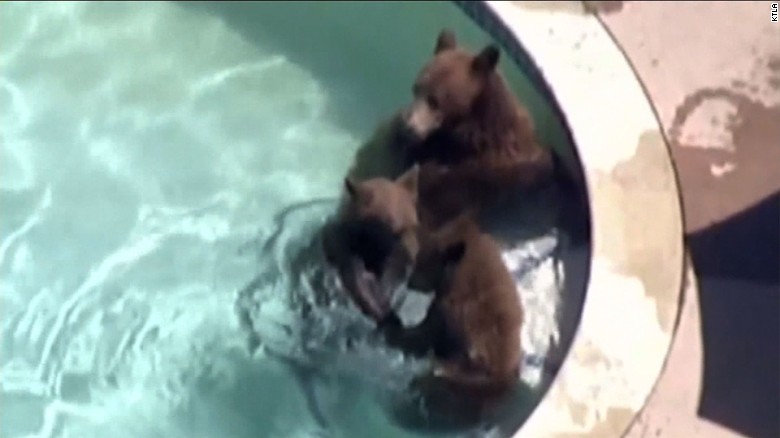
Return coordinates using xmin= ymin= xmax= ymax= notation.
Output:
xmin=480 ymin=2 xmax=686 ymax=436
xmin=475 ymin=1 xmax=778 ymax=437
xmin=592 ymin=2 xmax=780 ymax=437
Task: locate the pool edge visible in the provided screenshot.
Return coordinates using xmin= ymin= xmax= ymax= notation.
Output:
xmin=468 ymin=1 xmax=686 ymax=437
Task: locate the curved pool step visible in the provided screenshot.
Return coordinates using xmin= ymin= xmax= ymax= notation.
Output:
xmin=460 ymin=1 xmax=687 ymax=437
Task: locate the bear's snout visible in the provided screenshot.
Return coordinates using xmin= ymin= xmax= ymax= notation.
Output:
xmin=401 ymin=99 xmax=442 ymax=142
xmin=395 ymin=107 xmax=423 ymax=145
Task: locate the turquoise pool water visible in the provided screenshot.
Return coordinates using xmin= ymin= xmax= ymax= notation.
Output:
xmin=0 ymin=2 xmax=584 ymax=437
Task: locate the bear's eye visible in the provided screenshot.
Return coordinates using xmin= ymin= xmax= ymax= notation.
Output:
xmin=426 ymin=95 xmax=439 ymax=110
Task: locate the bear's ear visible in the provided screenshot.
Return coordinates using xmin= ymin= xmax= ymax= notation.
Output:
xmin=443 ymin=241 xmax=466 ymax=264
xmin=396 ymin=164 xmax=420 ymax=195
xmin=472 ymin=45 xmax=500 ymax=74
xmin=344 ymin=177 xmax=357 ymax=197
xmin=434 ymin=29 xmax=457 ymax=54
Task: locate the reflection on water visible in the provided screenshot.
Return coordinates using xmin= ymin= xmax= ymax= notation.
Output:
xmin=0 ymin=2 xmax=579 ymax=437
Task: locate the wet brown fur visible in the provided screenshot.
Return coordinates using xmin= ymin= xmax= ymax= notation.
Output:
xmin=382 ymin=215 xmax=523 ymax=397
xmin=322 ymin=166 xmax=421 ymax=321
xmin=404 ymin=30 xmax=557 ymax=229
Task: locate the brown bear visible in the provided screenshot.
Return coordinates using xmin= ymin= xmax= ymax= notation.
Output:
xmin=401 ymin=29 xmax=550 ymax=169
xmin=398 ymin=29 xmax=566 ymax=230
xmin=345 ymin=115 xmax=411 ymax=181
xmin=414 ymin=158 xmax=559 ymax=231
xmin=321 ymin=165 xmax=421 ymax=322
xmin=340 ymin=164 xmax=420 ymax=245
xmin=378 ymin=214 xmax=524 ymax=430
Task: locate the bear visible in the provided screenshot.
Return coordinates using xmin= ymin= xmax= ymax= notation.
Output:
xmin=346 ymin=114 xmax=411 ymax=181
xmin=414 ymin=158 xmax=560 ymax=231
xmin=377 ymin=214 xmax=524 ymax=430
xmin=339 ymin=164 xmax=420 ymax=244
xmin=401 ymin=29 xmax=551 ymax=170
xmin=321 ymin=165 xmax=421 ymax=322
xmin=394 ymin=29 xmax=576 ymax=232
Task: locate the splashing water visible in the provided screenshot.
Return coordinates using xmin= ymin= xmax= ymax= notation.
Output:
xmin=1 ymin=2 xmax=575 ymax=438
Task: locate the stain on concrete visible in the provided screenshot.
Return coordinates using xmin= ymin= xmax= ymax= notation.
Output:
xmin=768 ymin=55 xmax=780 ymax=90
xmin=671 ymin=97 xmax=739 ymax=150
xmin=612 ymin=130 xmax=680 ymax=329
xmin=590 ymin=130 xmax=681 ymax=330
xmin=583 ymin=1 xmax=626 ymax=15
xmin=667 ymin=87 xmax=780 ymax=231
xmin=560 ymin=406 xmax=637 ymax=438
xmin=569 ymin=401 xmax=588 ymax=426
xmin=767 ymin=56 xmax=780 ymax=73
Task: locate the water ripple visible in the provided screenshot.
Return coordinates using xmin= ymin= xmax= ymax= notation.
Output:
xmin=0 ymin=2 xmax=571 ymax=438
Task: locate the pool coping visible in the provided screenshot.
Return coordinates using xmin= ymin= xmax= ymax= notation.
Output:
xmin=459 ymin=2 xmax=687 ymax=437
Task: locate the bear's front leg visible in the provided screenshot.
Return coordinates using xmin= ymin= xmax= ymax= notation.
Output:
xmin=379 ymin=310 xmax=435 ymax=357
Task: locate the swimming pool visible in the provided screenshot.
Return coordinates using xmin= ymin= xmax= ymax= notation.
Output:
xmin=0 ymin=2 xmax=597 ymax=437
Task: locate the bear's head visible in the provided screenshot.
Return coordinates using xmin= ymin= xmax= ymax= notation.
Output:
xmin=343 ymin=164 xmax=420 ymax=239
xmin=401 ymin=29 xmax=501 ymax=141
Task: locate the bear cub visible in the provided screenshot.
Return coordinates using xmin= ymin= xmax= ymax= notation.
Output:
xmin=399 ymin=29 xmax=567 ymax=229
xmin=381 ymin=214 xmax=523 ymax=393
xmin=322 ymin=166 xmax=420 ymax=321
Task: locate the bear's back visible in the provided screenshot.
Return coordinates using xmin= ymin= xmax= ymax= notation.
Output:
xmin=442 ymin=229 xmax=523 ymax=378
